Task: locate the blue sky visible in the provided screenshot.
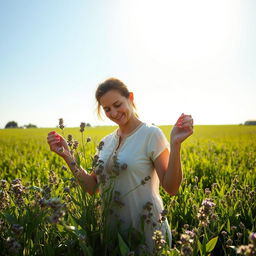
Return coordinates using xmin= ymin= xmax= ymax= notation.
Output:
xmin=0 ymin=0 xmax=255 ymax=128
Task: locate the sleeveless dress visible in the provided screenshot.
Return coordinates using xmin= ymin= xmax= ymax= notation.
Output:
xmin=95 ymin=123 xmax=172 ymax=251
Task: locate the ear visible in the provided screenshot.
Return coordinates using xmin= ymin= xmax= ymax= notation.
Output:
xmin=129 ymin=92 xmax=134 ymax=102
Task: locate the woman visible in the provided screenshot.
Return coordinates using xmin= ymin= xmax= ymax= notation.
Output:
xmin=47 ymin=78 xmax=193 ymax=253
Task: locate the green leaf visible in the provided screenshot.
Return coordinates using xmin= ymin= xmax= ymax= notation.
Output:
xmin=197 ymin=239 xmax=202 ymax=255
xmin=56 ymin=224 xmax=64 ymax=232
xmin=206 ymin=236 xmax=218 ymax=252
xmin=227 ymin=219 xmax=230 ymax=233
xmin=75 ymin=152 xmax=81 ymax=167
xmin=118 ymin=233 xmax=130 ymax=256
xmin=218 ymin=222 xmax=225 ymax=233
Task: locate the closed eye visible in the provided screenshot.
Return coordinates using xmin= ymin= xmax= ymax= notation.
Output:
xmin=114 ymin=103 xmax=122 ymax=108
xmin=103 ymin=102 xmax=122 ymax=113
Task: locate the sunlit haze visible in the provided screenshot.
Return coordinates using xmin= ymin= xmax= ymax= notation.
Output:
xmin=0 ymin=0 xmax=255 ymax=128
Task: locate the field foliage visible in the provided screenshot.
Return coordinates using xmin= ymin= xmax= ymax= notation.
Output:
xmin=0 ymin=125 xmax=255 ymax=256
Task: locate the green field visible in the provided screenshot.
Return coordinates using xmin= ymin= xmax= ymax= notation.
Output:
xmin=0 ymin=125 xmax=255 ymax=256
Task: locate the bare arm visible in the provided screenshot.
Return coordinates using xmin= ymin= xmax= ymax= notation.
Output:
xmin=154 ymin=114 xmax=193 ymax=196
xmin=47 ymin=131 xmax=98 ymax=195
xmin=62 ymin=154 xmax=98 ymax=195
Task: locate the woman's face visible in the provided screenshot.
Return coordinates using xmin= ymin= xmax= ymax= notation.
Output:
xmin=99 ymin=89 xmax=134 ymax=126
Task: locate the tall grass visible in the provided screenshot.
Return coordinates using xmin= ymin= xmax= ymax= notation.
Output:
xmin=0 ymin=125 xmax=255 ymax=255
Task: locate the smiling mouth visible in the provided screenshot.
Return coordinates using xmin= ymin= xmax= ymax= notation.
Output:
xmin=115 ymin=114 xmax=124 ymax=121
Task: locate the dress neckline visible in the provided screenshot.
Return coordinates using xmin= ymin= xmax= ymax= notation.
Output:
xmin=115 ymin=122 xmax=145 ymax=139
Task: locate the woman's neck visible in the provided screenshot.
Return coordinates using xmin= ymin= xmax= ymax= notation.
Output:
xmin=117 ymin=116 xmax=142 ymax=138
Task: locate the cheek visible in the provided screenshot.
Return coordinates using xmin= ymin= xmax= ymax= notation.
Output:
xmin=105 ymin=112 xmax=111 ymax=119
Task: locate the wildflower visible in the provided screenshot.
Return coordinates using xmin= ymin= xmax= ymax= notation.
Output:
xmin=141 ymin=176 xmax=151 ymax=185
xmin=152 ymin=222 xmax=157 ymax=227
xmin=67 ymin=134 xmax=73 ymax=147
xmin=183 ymin=224 xmax=189 ymax=230
xmin=44 ymin=197 xmax=66 ymax=224
xmin=221 ymin=231 xmax=228 ymax=236
xmin=64 ymin=187 xmax=70 ymax=193
xmin=143 ymin=201 xmax=153 ymax=211
xmin=237 ymin=244 xmax=255 ymax=255
xmin=161 ymin=209 xmax=168 ymax=217
xmin=178 ymin=230 xmax=195 ymax=256
xmin=205 ymin=188 xmax=211 ymax=195
xmin=80 ymin=122 xmax=86 ymax=132
xmin=92 ymin=155 xmax=100 ymax=168
xmin=11 ymin=178 xmax=25 ymax=207
xmin=249 ymin=191 xmax=255 ymax=199
xmin=152 ymin=230 xmax=166 ymax=252
xmin=0 ymin=179 xmax=7 ymax=189
xmin=42 ymin=185 xmax=51 ymax=199
xmin=49 ymin=170 xmax=57 ymax=184
xmin=0 ymin=188 xmax=9 ymax=210
xmin=70 ymin=177 xmax=78 ymax=188
xmin=250 ymin=233 xmax=256 ymax=246
xmin=73 ymin=140 xmax=79 ymax=150
xmin=181 ymin=245 xmax=193 ymax=256
xmin=12 ymin=224 xmax=24 ymax=237
xmin=237 ymin=232 xmax=243 ymax=239
xmin=231 ymin=226 xmax=237 ymax=232
xmin=95 ymin=164 xmax=104 ymax=175
xmin=197 ymin=198 xmax=216 ymax=227
xmin=97 ymin=141 xmax=104 ymax=151
xmin=233 ymin=175 xmax=239 ymax=186
xmin=193 ymin=185 xmax=198 ymax=190
xmin=59 ymin=118 xmax=64 ymax=130
xmin=61 ymin=165 xmax=68 ymax=171
xmin=86 ymin=137 xmax=91 ymax=143
xmin=172 ymin=229 xmax=178 ymax=236
xmin=185 ymin=230 xmax=195 ymax=238
xmin=39 ymin=198 xmax=47 ymax=208
xmin=192 ymin=228 xmax=199 ymax=235
xmin=239 ymin=222 xmax=245 ymax=230
xmin=70 ymin=161 xmax=76 ymax=166
xmin=141 ymin=180 xmax=146 ymax=185
xmin=180 ymin=234 xmax=194 ymax=244
xmin=226 ymin=238 xmax=233 ymax=246
xmin=211 ymin=183 xmax=218 ymax=189
xmin=236 ymin=232 xmax=256 ymax=255
xmin=99 ymin=174 xmax=106 ymax=185
xmin=113 ymin=191 xmax=125 ymax=208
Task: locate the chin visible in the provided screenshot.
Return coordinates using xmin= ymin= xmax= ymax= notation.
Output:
xmin=115 ymin=115 xmax=127 ymax=125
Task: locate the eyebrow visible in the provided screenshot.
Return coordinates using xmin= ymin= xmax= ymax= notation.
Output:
xmin=102 ymin=100 xmax=120 ymax=110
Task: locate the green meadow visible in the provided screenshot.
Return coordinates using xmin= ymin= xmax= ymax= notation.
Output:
xmin=0 ymin=125 xmax=255 ymax=255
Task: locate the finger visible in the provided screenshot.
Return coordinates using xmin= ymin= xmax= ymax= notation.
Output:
xmin=175 ymin=114 xmax=184 ymax=126
xmin=48 ymin=139 xmax=60 ymax=144
xmin=47 ymin=137 xmax=60 ymax=144
xmin=48 ymin=131 xmax=56 ymax=136
xmin=47 ymin=133 xmax=61 ymax=139
xmin=181 ymin=117 xmax=193 ymax=125
xmin=47 ymin=136 xmax=61 ymax=143
xmin=180 ymin=123 xmax=193 ymax=129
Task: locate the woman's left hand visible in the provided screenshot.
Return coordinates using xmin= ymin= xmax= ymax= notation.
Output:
xmin=171 ymin=113 xmax=194 ymax=146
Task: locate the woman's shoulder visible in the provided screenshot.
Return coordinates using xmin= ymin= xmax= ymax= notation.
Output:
xmin=140 ymin=123 xmax=163 ymax=135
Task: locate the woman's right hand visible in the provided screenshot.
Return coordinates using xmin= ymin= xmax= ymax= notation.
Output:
xmin=47 ymin=131 xmax=70 ymax=158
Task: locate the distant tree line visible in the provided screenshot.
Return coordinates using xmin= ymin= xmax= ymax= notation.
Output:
xmin=244 ymin=120 xmax=256 ymax=125
xmin=4 ymin=121 xmax=92 ymax=129
xmin=4 ymin=121 xmax=37 ymax=129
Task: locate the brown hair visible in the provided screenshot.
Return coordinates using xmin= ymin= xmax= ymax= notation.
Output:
xmin=95 ymin=77 xmax=138 ymax=118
